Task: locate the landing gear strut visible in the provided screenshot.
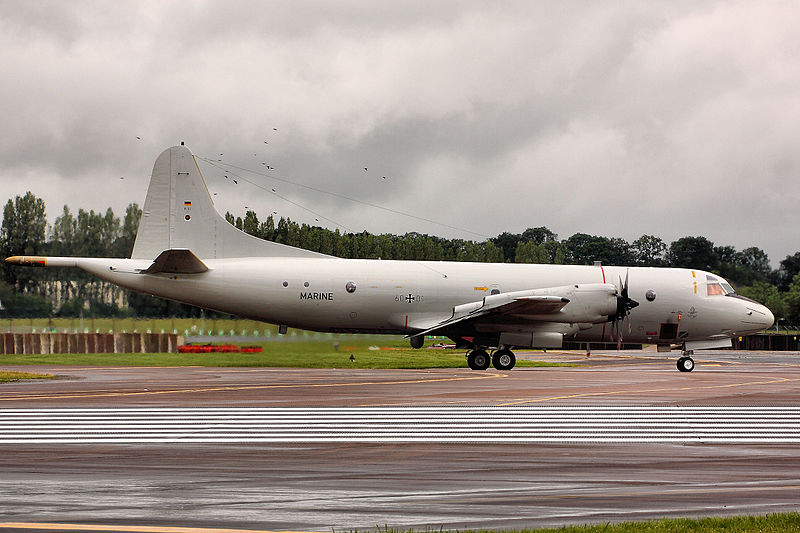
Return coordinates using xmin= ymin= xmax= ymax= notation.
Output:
xmin=492 ymin=348 xmax=516 ymax=370
xmin=467 ymin=349 xmax=491 ymax=370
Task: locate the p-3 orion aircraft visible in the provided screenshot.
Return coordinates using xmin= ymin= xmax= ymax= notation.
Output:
xmin=7 ymin=144 xmax=774 ymax=371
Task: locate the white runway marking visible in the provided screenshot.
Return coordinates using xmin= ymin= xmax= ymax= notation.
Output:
xmin=1 ymin=407 xmax=799 ymax=444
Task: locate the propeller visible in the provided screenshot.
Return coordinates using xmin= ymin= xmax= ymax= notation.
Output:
xmin=609 ymin=269 xmax=639 ymax=348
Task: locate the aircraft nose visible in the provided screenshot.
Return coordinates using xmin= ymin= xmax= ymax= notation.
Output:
xmin=743 ymin=302 xmax=774 ymax=331
xmin=760 ymin=305 xmax=775 ymax=329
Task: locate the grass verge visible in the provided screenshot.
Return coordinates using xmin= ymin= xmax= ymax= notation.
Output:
xmin=0 ymin=371 xmax=56 ymax=383
xmin=0 ymin=339 xmax=573 ymax=369
xmin=365 ymin=513 xmax=800 ymax=533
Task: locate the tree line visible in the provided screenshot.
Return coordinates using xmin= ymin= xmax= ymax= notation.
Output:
xmin=2 ymin=191 xmax=800 ymax=326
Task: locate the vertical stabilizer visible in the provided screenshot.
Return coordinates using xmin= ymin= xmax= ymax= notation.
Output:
xmin=131 ymin=145 xmax=328 ymax=260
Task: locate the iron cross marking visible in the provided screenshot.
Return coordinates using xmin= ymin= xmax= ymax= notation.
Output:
xmin=405 ymin=294 xmax=415 ymax=303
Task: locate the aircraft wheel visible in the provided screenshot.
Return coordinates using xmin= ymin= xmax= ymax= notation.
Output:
xmin=467 ymin=349 xmax=491 ymax=370
xmin=677 ymin=356 xmax=695 ymax=372
xmin=492 ymin=349 xmax=516 ymax=370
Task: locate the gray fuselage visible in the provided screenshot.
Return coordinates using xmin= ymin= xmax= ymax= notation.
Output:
xmin=79 ymin=257 xmax=773 ymax=346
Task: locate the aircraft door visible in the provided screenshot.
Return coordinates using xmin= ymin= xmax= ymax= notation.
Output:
xmin=490 ymin=284 xmax=501 ymax=295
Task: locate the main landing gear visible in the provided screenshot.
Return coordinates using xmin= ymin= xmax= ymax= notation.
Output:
xmin=677 ymin=350 xmax=695 ymax=372
xmin=467 ymin=348 xmax=516 ymax=370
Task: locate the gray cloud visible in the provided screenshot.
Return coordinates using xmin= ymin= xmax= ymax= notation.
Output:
xmin=1 ymin=0 xmax=798 ymax=264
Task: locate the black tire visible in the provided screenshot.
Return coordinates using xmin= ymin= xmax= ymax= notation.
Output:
xmin=468 ymin=349 xmax=491 ymax=370
xmin=677 ymin=356 xmax=695 ymax=372
xmin=492 ymin=349 xmax=516 ymax=370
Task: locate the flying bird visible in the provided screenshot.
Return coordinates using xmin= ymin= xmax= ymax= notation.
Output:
xmin=264 ymin=141 xmax=268 ymax=144
xmin=135 ymin=136 xmax=141 ymax=140
xmin=233 ymin=179 xmax=238 ymax=184
xmin=119 ymin=177 xmax=124 ymax=180
xmin=364 ymin=167 xmax=368 ymax=171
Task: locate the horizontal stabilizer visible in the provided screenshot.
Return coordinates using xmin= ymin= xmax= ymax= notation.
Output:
xmin=141 ymin=249 xmax=208 ymax=274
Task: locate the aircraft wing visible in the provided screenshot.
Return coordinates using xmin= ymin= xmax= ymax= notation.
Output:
xmin=140 ymin=249 xmax=209 ymax=274
xmin=411 ymin=294 xmax=570 ymax=338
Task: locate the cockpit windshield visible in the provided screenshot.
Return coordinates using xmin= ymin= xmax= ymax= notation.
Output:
xmin=706 ymin=275 xmax=736 ymax=296
xmin=721 ymin=282 xmax=735 ymax=294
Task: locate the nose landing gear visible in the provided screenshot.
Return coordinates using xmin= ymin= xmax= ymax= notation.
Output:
xmin=677 ymin=355 xmax=695 ymax=372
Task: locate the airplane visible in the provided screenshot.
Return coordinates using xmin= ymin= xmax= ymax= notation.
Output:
xmin=6 ymin=144 xmax=774 ymax=372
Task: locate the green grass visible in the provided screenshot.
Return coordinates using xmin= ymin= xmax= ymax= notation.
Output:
xmin=0 ymin=371 xmax=56 ymax=383
xmin=0 ymin=338 xmax=572 ymax=369
xmin=364 ymin=513 xmax=800 ymax=533
xmin=0 ymin=318 xmax=575 ymax=369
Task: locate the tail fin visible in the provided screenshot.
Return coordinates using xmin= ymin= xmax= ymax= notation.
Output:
xmin=131 ymin=144 xmax=327 ymax=260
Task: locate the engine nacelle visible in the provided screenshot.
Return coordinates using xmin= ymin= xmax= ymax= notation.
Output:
xmin=557 ymin=283 xmax=619 ymax=323
xmin=502 ymin=283 xmax=618 ymax=324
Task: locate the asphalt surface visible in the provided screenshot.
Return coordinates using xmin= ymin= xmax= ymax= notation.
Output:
xmin=1 ymin=349 xmax=800 ymax=532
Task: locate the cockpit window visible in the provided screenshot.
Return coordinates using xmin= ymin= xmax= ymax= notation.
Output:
xmin=721 ymin=282 xmax=735 ymax=294
xmin=706 ymin=274 xmax=736 ymax=296
xmin=707 ymin=283 xmax=726 ymax=296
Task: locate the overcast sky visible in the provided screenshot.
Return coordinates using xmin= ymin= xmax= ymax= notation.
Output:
xmin=1 ymin=1 xmax=798 ymax=264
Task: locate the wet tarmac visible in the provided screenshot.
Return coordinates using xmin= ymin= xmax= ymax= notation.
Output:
xmin=1 ymin=349 xmax=800 ymax=531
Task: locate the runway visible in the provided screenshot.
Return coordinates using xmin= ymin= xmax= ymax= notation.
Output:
xmin=2 ymin=349 xmax=800 ymax=407
xmin=2 ymin=349 xmax=800 ymax=531
xmin=2 ymin=407 xmax=800 ymax=444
